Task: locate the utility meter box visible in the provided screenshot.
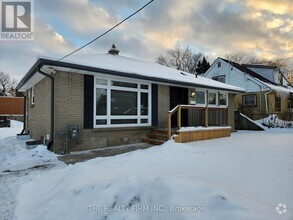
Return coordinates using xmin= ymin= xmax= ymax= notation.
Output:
xmin=68 ymin=124 xmax=80 ymax=140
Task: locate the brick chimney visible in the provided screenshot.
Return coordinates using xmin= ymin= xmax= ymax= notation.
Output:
xmin=108 ymin=44 xmax=120 ymax=55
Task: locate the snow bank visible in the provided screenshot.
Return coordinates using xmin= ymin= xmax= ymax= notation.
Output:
xmin=0 ymin=121 xmax=62 ymax=172
xmin=15 ymin=130 xmax=293 ymax=220
xmin=0 ymin=120 xmax=23 ymax=139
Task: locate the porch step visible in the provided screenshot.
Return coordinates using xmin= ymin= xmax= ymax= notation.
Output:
xmin=142 ymin=138 xmax=166 ymax=145
xmin=143 ymin=129 xmax=170 ymax=145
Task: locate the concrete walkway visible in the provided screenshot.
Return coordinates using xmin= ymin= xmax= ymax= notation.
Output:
xmin=58 ymin=143 xmax=154 ymax=164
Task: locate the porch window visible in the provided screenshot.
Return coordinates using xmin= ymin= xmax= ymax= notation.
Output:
xmin=94 ymin=77 xmax=151 ymax=128
xmin=219 ymin=93 xmax=227 ymax=106
xmin=275 ymin=95 xmax=281 ymax=112
xmin=243 ymin=94 xmax=256 ymax=106
xmin=208 ymin=92 xmax=217 ymax=105
xmin=195 ymin=90 xmax=206 ymax=105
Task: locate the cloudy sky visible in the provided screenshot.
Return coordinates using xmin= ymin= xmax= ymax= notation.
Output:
xmin=1 ymin=0 xmax=292 ymax=81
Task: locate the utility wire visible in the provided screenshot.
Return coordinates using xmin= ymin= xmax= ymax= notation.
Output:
xmin=58 ymin=0 xmax=154 ymax=61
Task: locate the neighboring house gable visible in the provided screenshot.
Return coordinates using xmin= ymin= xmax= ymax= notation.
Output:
xmin=204 ymin=57 xmax=293 ymax=119
xmin=204 ymin=58 xmax=267 ymax=93
xmin=243 ymin=64 xmax=291 ymax=87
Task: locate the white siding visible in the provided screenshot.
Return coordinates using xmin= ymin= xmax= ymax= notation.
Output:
xmin=204 ymin=58 xmax=263 ymax=92
xmin=246 ymin=67 xmax=275 ymax=83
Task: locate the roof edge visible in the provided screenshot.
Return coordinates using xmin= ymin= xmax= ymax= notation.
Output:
xmin=16 ymin=58 xmax=245 ymax=93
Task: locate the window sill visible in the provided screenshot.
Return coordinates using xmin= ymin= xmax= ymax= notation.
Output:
xmin=91 ymin=126 xmax=153 ymax=132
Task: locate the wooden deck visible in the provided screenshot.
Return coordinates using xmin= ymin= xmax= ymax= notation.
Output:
xmin=173 ymin=126 xmax=231 ymax=143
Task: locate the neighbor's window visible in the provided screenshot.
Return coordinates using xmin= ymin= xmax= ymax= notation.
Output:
xmin=208 ymin=92 xmax=217 ymax=105
xmin=242 ymin=94 xmax=256 ymax=106
xmin=219 ymin=93 xmax=227 ymax=106
xmin=195 ymin=90 xmax=206 ymax=105
xmin=212 ymin=75 xmax=225 ymax=83
xmin=218 ymin=62 xmax=221 ymax=68
xmin=94 ymin=77 xmax=151 ymax=127
xmin=275 ymin=95 xmax=281 ymax=112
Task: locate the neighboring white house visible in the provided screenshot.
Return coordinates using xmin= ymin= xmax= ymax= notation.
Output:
xmin=203 ymin=57 xmax=293 ymax=119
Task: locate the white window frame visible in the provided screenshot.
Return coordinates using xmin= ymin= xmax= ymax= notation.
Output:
xmin=31 ymin=87 xmax=35 ymax=106
xmin=94 ymin=75 xmax=152 ymax=128
xmin=194 ymin=89 xmax=207 ymax=107
xmin=207 ymin=90 xmax=218 ymax=107
xmin=218 ymin=92 xmax=228 ymax=107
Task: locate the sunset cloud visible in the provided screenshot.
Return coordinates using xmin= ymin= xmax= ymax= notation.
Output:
xmin=1 ymin=0 xmax=292 ymax=80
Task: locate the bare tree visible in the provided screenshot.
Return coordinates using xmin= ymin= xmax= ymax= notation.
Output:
xmin=0 ymin=72 xmax=17 ymax=94
xmin=157 ymin=44 xmax=203 ymax=74
xmin=224 ymin=52 xmax=289 ymax=69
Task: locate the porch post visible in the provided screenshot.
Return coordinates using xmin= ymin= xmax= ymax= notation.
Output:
xmin=205 ymin=107 xmax=208 ymax=127
xmin=226 ymin=108 xmax=230 ymax=126
xmin=177 ymin=105 xmax=181 ymax=129
xmin=168 ymin=112 xmax=172 ymax=140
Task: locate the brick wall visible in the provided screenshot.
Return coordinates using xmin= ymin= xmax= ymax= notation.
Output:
xmin=26 ymin=77 xmax=51 ymax=141
xmin=53 ymin=71 xmax=151 ymax=153
xmin=157 ymin=85 xmax=170 ymax=128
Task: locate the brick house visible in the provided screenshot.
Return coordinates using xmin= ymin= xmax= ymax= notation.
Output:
xmin=16 ymin=46 xmax=244 ymax=153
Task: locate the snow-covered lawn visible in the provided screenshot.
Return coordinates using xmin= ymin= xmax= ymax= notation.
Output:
xmin=0 ymin=121 xmax=65 ymax=220
xmin=1 ymin=122 xmax=292 ymax=220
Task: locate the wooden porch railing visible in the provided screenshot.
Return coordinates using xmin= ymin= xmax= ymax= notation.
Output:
xmin=167 ymin=105 xmax=229 ymax=140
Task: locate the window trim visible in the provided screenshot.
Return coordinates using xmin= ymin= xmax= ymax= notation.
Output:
xmin=207 ymin=90 xmax=218 ymax=106
xmin=218 ymin=92 xmax=228 ymax=106
xmin=190 ymin=89 xmax=228 ymax=107
xmin=31 ymin=87 xmax=35 ymax=106
xmin=194 ymin=89 xmax=207 ymax=106
xmin=242 ymin=94 xmax=257 ymax=107
xmin=93 ymin=76 xmax=152 ymax=128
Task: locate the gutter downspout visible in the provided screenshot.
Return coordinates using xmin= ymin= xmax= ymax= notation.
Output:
xmin=265 ymin=89 xmax=273 ymax=114
xmin=20 ymin=95 xmax=27 ymax=134
xmin=38 ymin=66 xmax=54 ymax=151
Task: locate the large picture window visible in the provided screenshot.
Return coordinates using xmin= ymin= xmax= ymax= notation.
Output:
xmin=94 ymin=77 xmax=151 ymax=127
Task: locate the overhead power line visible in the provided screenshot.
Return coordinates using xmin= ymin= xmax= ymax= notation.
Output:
xmin=58 ymin=0 xmax=154 ymax=61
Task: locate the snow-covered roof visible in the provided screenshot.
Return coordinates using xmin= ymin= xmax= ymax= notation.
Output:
xmin=261 ymin=81 xmax=293 ymax=94
xmin=17 ymin=53 xmax=245 ymax=93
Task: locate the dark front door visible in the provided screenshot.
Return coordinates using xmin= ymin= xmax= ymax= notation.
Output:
xmin=170 ymin=86 xmax=188 ymax=127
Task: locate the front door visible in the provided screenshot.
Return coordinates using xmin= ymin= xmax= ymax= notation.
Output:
xmin=170 ymin=86 xmax=188 ymax=127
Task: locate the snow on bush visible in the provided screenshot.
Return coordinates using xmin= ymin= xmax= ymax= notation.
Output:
xmin=257 ymin=114 xmax=293 ymax=128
